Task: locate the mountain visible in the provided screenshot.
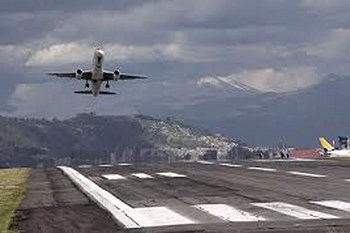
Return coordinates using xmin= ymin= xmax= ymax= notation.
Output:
xmin=0 ymin=114 xmax=253 ymax=168
xmin=148 ymin=74 xmax=350 ymax=148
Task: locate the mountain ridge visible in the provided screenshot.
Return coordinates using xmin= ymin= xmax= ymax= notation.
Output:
xmin=150 ymin=74 xmax=350 ymax=147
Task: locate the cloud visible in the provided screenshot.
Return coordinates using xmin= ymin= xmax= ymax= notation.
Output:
xmin=300 ymin=0 xmax=350 ymax=11
xmin=0 ymin=45 xmax=31 ymax=64
xmin=197 ymin=77 xmax=222 ymax=87
xmin=25 ymin=38 xmax=213 ymax=66
xmin=306 ymin=28 xmax=350 ymax=60
xmin=198 ymin=66 xmax=320 ymax=92
xmin=2 ymin=0 xmax=350 ymax=118
xmin=5 ymin=82 xmax=138 ymax=118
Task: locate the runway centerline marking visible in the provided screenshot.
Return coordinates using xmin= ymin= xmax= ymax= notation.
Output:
xmin=220 ymin=163 xmax=242 ymax=168
xmin=102 ymin=174 xmax=127 ymax=180
xmin=131 ymin=173 xmax=154 ymax=179
xmin=194 ymin=204 xmax=265 ymax=222
xmin=252 ymin=202 xmax=338 ymax=220
xmin=287 ymin=171 xmax=327 ymax=178
xmin=247 ymin=167 xmax=277 ymax=172
xmin=156 ymin=172 xmax=187 ymax=178
xmin=117 ymin=163 xmax=132 ymax=166
xmin=311 ymin=200 xmax=350 ymax=212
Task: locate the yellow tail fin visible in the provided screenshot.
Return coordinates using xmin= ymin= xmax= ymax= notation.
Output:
xmin=319 ymin=137 xmax=334 ymax=151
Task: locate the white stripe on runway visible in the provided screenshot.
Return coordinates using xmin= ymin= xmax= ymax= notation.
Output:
xmin=194 ymin=204 xmax=265 ymax=222
xmin=254 ymin=158 xmax=316 ymax=162
xmin=248 ymin=167 xmax=277 ymax=172
xmin=311 ymin=200 xmax=350 ymax=212
xmin=128 ymin=207 xmax=195 ymax=227
xmin=78 ymin=165 xmax=92 ymax=168
xmin=220 ymin=163 xmax=242 ymax=168
xmin=252 ymin=202 xmax=338 ymax=220
xmin=59 ymin=166 xmax=196 ymax=228
xmin=197 ymin=161 xmax=215 ymax=165
xmin=58 ymin=166 xmax=138 ymax=228
xmin=156 ymin=172 xmax=187 ymax=178
xmin=345 ymin=179 xmax=350 ymax=182
xmin=118 ymin=163 xmax=132 ymax=166
xmin=102 ymin=174 xmax=127 ymax=180
xmin=132 ymin=173 xmax=154 ymax=179
xmin=99 ymin=164 xmax=113 ymax=167
xmin=287 ymin=171 xmax=327 ymax=178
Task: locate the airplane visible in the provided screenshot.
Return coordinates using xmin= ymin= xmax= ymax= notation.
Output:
xmin=47 ymin=47 xmax=148 ymax=96
xmin=319 ymin=137 xmax=350 ymax=157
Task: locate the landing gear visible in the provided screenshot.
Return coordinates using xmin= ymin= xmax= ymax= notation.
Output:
xmin=85 ymin=81 xmax=89 ymax=88
xmin=106 ymin=81 xmax=110 ymax=88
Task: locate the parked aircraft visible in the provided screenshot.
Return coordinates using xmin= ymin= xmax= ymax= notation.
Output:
xmin=319 ymin=137 xmax=350 ymax=157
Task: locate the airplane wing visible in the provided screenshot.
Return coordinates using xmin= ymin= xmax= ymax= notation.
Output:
xmin=47 ymin=71 xmax=92 ymax=80
xmin=103 ymin=71 xmax=148 ymax=81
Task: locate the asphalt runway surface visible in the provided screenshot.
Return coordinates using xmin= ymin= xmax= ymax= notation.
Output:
xmin=15 ymin=159 xmax=350 ymax=232
xmin=13 ymin=168 xmax=123 ymax=233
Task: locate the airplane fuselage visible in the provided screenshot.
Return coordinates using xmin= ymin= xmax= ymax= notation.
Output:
xmin=327 ymin=149 xmax=350 ymax=157
xmin=47 ymin=47 xmax=147 ymax=96
xmin=91 ymin=48 xmax=105 ymax=96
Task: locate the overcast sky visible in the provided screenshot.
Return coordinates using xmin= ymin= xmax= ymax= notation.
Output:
xmin=2 ymin=0 xmax=350 ymax=118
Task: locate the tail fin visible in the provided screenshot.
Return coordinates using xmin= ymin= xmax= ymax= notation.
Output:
xmin=319 ymin=137 xmax=334 ymax=151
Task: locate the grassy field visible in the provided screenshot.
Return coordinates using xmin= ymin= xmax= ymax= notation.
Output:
xmin=0 ymin=168 xmax=31 ymax=233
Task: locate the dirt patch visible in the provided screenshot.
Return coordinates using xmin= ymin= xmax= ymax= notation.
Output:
xmin=12 ymin=169 xmax=126 ymax=233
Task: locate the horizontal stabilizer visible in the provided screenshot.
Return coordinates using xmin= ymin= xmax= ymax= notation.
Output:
xmin=99 ymin=91 xmax=116 ymax=95
xmin=74 ymin=90 xmax=116 ymax=95
xmin=74 ymin=90 xmax=93 ymax=94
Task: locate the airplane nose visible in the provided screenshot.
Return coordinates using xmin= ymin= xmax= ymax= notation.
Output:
xmin=95 ymin=48 xmax=104 ymax=57
xmin=98 ymin=50 xmax=104 ymax=57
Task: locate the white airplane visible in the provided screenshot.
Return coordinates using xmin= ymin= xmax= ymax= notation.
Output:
xmin=319 ymin=137 xmax=350 ymax=157
xmin=47 ymin=47 xmax=148 ymax=96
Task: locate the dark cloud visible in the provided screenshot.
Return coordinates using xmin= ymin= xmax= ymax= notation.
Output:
xmin=1 ymin=0 xmax=350 ymax=118
xmin=0 ymin=0 xmax=155 ymax=13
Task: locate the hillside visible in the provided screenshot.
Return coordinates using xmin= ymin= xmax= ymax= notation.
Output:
xmin=0 ymin=114 xmax=253 ymax=168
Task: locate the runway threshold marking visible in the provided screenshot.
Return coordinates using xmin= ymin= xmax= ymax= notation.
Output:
xmin=118 ymin=163 xmax=132 ymax=166
xmin=78 ymin=165 xmax=92 ymax=168
xmin=194 ymin=204 xmax=265 ymax=222
xmin=99 ymin=164 xmax=113 ymax=167
xmin=220 ymin=163 xmax=242 ymax=168
xmin=252 ymin=202 xmax=338 ymax=220
xmin=247 ymin=167 xmax=277 ymax=172
xmin=311 ymin=200 xmax=350 ymax=212
xmin=131 ymin=173 xmax=154 ymax=179
xmin=197 ymin=161 xmax=215 ymax=165
xmin=128 ymin=207 xmax=195 ymax=227
xmin=156 ymin=172 xmax=187 ymax=178
xmin=59 ymin=166 xmax=196 ymax=228
xmin=102 ymin=174 xmax=127 ymax=180
xmin=287 ymin=171 xmax=327 ymax=178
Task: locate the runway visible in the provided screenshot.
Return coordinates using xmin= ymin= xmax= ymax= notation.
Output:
xmin=15 ymin=159 xmax=350 ymax=232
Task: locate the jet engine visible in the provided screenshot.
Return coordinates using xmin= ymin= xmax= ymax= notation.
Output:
xmin=113 ymin=70 xmax=120 ymax=80
xmin=76 ymin=69 xmax=83 ymax=79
